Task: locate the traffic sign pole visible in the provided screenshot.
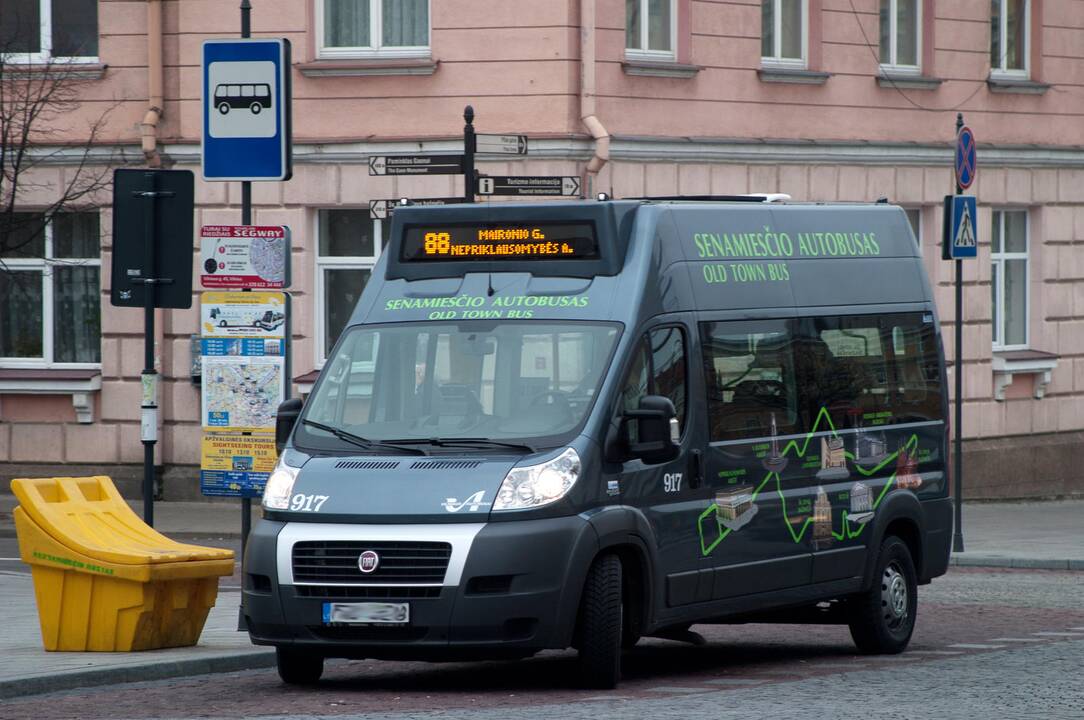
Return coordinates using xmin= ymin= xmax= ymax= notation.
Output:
xmin=952 ymin=112 xmax=966 ymax=554
xmin=463 ymin=106 xmax=475 ymax=204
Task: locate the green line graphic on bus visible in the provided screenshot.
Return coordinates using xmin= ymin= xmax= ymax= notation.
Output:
xmin=698 ymin=407 xmax=924 ymax=557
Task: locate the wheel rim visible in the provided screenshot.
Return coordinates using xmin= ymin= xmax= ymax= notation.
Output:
xmin=881 ymin=561 xmax=909 ymax=630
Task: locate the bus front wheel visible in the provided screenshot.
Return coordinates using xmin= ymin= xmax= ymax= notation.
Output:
xmin=275 ymin=647 xmax=323 ymax=685
xmin=575 ymin=553 xmax=623 ymax=689
xmin=217 ymin=102 xmax=230 ymax=115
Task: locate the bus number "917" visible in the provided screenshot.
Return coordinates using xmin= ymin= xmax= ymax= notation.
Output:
xmin=290 ymin=494 xmax=330 ymax=512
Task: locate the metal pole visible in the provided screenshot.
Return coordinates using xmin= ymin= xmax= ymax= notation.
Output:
xmin=953 ymin=112 xmax=965 ymax=553
xmin=240 ymin=0 xmax=253 ymax=565
xmin=140 ymin=172 xmax=158 ymax=527
xmin=463 ymin=105 xmax=475 ymax=204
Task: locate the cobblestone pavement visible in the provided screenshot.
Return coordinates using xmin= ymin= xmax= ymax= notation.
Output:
xmin=1 ymin=567 xmax=1081 ymax=720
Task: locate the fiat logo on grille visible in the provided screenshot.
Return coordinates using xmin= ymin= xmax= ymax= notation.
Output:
xmin=358 ymin=550 xmax=380 ymax=574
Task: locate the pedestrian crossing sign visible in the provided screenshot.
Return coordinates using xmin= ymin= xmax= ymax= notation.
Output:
xmin=942 ymin=195 xmax=978 ymax=260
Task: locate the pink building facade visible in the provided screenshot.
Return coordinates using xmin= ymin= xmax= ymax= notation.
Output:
xmin=1 ymin=0 xmax=1083 ymax=499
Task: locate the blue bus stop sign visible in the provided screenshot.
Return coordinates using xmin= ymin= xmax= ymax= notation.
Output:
xmin=202 ymin=39 xmax=292 ymax=181
xmin=955 ymin=126 xmax=976 ymax=190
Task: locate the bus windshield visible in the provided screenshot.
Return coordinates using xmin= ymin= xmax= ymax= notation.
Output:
xmin=298 ymin=321 xmax=621 ymax=452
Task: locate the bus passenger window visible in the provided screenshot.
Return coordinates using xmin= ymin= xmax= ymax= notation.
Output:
xmin=701 ymin=320 xmax=800 ymax=442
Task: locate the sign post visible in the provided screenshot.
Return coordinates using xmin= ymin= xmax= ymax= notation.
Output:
xmin=463 ymin=105 xmax=476 ymax=204
xmin=942 ymin=113 xmax=976 ymax=554
xmin=110 ymin=169 xmax=195 ymax=526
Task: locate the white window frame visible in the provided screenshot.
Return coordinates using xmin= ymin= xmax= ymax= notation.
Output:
xmin=315 ymin=0 xmax=431 ymax=60
xmin=0 ymin=0 xmax=99 ymax=64
xmin=991 ymin=209 xmax=1029 ymax=351
xmin=625 ymin=0 xmax=677 ymax=62
xmin=990 ymin=0 xmax=1029 ymax=79
xmin=903 ymin=207 xmax=922 ymax=255
xmin=314 ymin=209 xmax=386 ymax=368
xmin=0 ymin=212 xmax=101 ymax=369
xmin=879 ymin=0 xmax=921 ymax=74
xmin=761 ymin=0 xmax=808 ymax=69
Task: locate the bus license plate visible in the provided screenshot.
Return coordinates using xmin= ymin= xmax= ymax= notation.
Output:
xmin=322 ymin=602 xmax=410 ymax=625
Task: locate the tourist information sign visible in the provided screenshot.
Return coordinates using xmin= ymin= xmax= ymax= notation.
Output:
xmin=477 ymin=175 xmax=581 ymax=197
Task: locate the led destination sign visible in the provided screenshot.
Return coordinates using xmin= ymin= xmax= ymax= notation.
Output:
xmin=401 ymin=222 xmax=598 ymax=262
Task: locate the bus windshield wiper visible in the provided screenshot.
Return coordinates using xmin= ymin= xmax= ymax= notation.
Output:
xmin=382 ymin=437 xmax=536 ymax=454
xmin=301 ymin=419 xmax=427 ymax=455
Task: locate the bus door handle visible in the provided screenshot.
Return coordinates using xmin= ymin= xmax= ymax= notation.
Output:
xmin=689 ymin=449 xmax=703 ymax=489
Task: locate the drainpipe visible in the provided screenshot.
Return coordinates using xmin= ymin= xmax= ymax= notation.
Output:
xmin=141 ymin=0 xmax=163 ymax=167
xmin=580 ymin=0 xmax=610 ymax=196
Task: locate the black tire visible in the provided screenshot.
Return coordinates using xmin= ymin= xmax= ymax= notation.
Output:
xmin=576 ymin=554 xmax=623 ymax=689
xmin=218 ymin=102 xmax=230 ymax=115
xmin=276 ymin=647 xmax=324 ymax=685
xmin=251 ymin=102 xmax=262 ymax=114
xmin=849 ymin=536 xmax=918 ymax=654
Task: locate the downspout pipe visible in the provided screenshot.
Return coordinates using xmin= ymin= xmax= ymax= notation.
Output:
xmin=580 ymin=0 xmax=610 ymax=194
xmin=141 ymin=0 xmax=163 ymax=166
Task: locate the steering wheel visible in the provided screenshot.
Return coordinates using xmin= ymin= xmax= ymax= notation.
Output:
xmin=528 ymin=390 xmax=573 ymax=410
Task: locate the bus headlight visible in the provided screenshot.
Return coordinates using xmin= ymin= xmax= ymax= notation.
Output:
xmin=493 ymin=448 xmax=580 ymax=511
xmin=262 ymin=457 xmax=300 ymax=510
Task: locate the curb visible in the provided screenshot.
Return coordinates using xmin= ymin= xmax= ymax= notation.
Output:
xmin=950 ymin=555 xmax=1084 ymax=571
xmin=0 ymin=649 xmax=276 ymax=700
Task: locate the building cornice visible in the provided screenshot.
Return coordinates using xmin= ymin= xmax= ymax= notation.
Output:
xmin=24 ymin=137 xmax=1084 ymax=170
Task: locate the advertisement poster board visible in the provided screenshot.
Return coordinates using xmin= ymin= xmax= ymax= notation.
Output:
xmin=200 ymin=433 xmax=277 ymax=497
xmin=200 ymin=225 xmax=290 ymax=289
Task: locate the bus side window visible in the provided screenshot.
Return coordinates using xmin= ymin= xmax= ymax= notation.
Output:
xmin=649 ymin=327 xmax=687 ymax=435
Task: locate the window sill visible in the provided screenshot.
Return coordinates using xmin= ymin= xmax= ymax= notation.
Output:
xmin=297 ymin=58 xmax=437 ymax=77
xmin=294 ymin=370 xmax=321 ymax=397
xmin=987 ymin=76 xmax=1049 ymax=95
xmin=0 ymin=368 xmax=101 ymax=423
xmin=877 ymin=72 xmax=942 ymax=90
xmin=3 ymin=62 xmax=108 ymax=81
xmin=757 ymin=67 xmax=830 ymax=85
xmin=621 ymin=59 xmax=701 ymax=79
xmin=991 ymin=350 xmax=1058 ymax=400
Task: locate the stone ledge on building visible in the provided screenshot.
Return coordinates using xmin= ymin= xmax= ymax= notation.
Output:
xmin=297 ymin=57 xmax=438 ymax=77
xmin=991 ymin=349 xmax=1058 ymax=400
xmin=0 ymin=369 xmax=102 ymax=423
xmin=621 ymin=59 xmax=701 ymax=79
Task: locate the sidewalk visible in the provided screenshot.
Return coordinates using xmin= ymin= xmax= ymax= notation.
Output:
xmin=0 ymin=493 xmax=1080 ymax=701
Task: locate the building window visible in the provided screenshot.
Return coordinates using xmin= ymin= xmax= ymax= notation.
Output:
xmin=317 ymin=0 xmax=429 ymax=59
xmin=316 ymin=209 xmax=389 ymax=363
xmin=879 ymin=0 xmax=920 ymax=70
xmin=904 ymin=208 xmax=921 ymax=253
xmin=0 ymin=0 xmax=99 ymax=62
xmin=761 ymin=0 xmax=806 ymax=66
xmin=626 ymin=0 xmax=674 ymax=59
xmin=990 ymin=0 xmax=1028 ymax=77
xmin=0 ymin=212 xmax=100 ymax=365
xmin=991 ymin=210 xmax=1028 ymax=349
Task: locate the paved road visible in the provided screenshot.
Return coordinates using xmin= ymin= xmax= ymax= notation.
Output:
xmin=1 ymin=566 xmax=1080 ymax=720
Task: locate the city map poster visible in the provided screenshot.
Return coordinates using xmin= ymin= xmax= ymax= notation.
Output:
xmin=201 ymin=355 xmax=285 ymax=431
xmin=201 ymin=291 xmax=287 ymax=338
xmin=200 ymin=432 xmax=277 ymax=497
xmin=200 ymin=225 xmax=290 ymax=290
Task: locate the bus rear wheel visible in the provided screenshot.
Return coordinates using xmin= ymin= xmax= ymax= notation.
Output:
xmin=848 ymin=536 xmax=917 ymax=654
xmin=250 ymin=102 xmax=262 ymax=114
xmin=575 ymin=553 xmax=623 ymax=689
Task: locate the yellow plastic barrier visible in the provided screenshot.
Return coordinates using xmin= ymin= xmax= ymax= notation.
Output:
xmin=11 ymin=476 xmax=235 ymax=652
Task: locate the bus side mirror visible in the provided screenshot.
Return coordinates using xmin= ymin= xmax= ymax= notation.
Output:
xmin=275 ymin=398 xmax=304 ymax=453
xmin=625 ymin=395 xmax=679 ymax=465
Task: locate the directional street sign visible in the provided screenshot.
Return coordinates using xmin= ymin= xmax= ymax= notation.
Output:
xmin=369 ymin=197 xmax=461 ymax=220
xmin=955 ymin=126 xmax=976 ymax=190
xmin=942 ymin=195 xmax=978 ymax=260
xmin=368 ymin=155 xmax=464 ymax=176
xmin=476 ymin=133 xmax=529 ymax=155
xmin=201 ymin=39 xmax=292 ymax=181
xmin=477 ymin=175 xmax=581 ymax=197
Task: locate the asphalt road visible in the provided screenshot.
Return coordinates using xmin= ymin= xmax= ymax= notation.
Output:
xmin=0 ymin=565 xmax=1080 ymax=720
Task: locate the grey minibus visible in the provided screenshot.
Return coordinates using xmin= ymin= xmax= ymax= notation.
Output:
xmin=243 ymin=198 xmax=953 ymax=688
